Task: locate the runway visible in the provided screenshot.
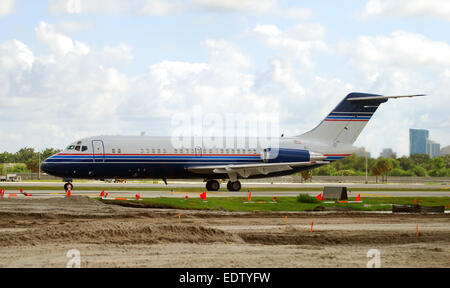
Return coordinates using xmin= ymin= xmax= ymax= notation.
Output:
xmin=3 ymin=187 xmax=450 ymax=198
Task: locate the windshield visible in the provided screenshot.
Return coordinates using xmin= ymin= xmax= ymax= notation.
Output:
xmin=66 ymin=144 xmax=88 ymax=152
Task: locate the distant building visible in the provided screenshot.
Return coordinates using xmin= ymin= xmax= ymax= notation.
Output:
xmin=380 ymin=148 xmax=394 ymax=158
xmin=409 ymin=128 xmax=441 ymax=158
xmin=441 ymin=145 xmax=450 ymax=155
xmin=355 ymin=147 xmax=370 ymax=158
xmin=426 ymin=140 xmax=440 ymax=158
xmin=409 ymin=129 xmax=429 ymax=155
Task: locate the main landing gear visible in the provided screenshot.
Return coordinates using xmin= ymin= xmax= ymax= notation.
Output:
xmin=205 ymin=180 xmax=242 ymax=192
xmin=205 ymin=180 xmax=220 ymax=191
xmin=227 ymin=181 xmax=241 ymax=192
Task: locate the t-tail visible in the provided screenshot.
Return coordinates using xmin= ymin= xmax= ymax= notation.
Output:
xmin=297 ymin=92 xmax=425 ymax=146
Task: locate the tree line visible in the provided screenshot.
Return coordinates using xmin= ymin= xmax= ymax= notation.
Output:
xmin=313 ymin=154 xmax=450 ymax=179
xmin=0 ymin=148 xmax=61 ymax=174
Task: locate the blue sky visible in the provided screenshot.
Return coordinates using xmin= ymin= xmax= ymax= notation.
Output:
xmin=0 ymin=0 xmax=449 ymax=156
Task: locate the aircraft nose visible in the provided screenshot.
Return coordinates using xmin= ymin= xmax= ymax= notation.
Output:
xmin=40 ymin=161 xmax=51 ymax=174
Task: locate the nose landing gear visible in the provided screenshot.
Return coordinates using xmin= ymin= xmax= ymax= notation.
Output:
xmin=64 ymin=182 xmax=73 ymax=192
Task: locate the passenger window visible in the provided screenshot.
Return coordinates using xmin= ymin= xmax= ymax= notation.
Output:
xmin=237 ymin=149 xmax=240 ymax=154
xmin=220 ymin=149 xmax=224 ymax=154
xmin=118 ymin=149 xmax=122 ymax=154
xmin=174 ymin=149 xmax=178 ymax=154
xmin=152 ymin=149 xmax=155 ymax=154
xmin=163 ymin=149 xmax=167 ymax=154
xmin=209 ymin=149 xmax=212 ymax=154
xmin=146 ymin=149 xmax=150 ymax=154
xmin=82 ymin=146 xmax=88 ymax=152
xmin=140 ymin=148 xmax=144 ymax=154
xmin=157 ymin=149 xmax=161 ymax=154
xmin=112 ymin=149 xmax=116 ymax=154
xmin=226 ymin=149 xmax=229 ymax=154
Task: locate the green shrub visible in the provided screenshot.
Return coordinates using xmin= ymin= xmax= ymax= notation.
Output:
xmin=297 ymin=193 xmax=319 ymax=203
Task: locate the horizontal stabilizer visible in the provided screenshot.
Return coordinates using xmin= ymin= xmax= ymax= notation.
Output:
xmin=348 ymin=94 xmax=426 ymax=101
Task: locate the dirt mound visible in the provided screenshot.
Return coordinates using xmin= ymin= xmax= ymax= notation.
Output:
xmin=238 ymin=230 xmax=450 ymax=246
xmin=0 ymin=220 xmax=242 ymax=246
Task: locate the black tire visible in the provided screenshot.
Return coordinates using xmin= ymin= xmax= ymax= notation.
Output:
xmin=206 ymin=180 xmax=220 ymax=191
xmin=64 ymin=182 xmax=73 ymax=192
xmin=227 ymin=181 xmax=241 ymax=192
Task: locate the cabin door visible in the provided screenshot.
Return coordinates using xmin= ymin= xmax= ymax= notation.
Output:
xmin=92 ymin=140 xmax=105 ymax=163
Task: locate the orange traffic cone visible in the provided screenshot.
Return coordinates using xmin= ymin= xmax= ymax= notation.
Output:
xmin=67 ymin=190 xmax=71 ymax=197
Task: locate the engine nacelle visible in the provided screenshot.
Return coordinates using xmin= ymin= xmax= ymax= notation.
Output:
xmin=261 ymin=148 xmax=319 ymax=163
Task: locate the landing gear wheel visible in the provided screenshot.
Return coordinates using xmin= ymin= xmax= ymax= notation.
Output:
xmin=206 ymin=180 xmax=220 ymax=191
xmin=227 ymin=181 xmax=241 ymax=192
xmin=64 ymin=182 xmax=73 ymax=192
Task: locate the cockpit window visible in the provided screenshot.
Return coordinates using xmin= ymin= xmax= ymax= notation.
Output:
xmin=75 ymin=146 xmax=81 ymax=151
xmin=66 ymin=145 xmax=76 ymax=150
xmin=82 ymin=146 xmax=88 ymax=152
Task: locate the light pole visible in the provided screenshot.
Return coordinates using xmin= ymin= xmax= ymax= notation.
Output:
xmin=365 ymin=152 xmax=368 ymax=184
xmin=38 ymin=151 xmax=40 ymax=181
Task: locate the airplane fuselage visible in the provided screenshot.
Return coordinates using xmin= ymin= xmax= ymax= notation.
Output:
xmin=41 ymin=135 xmax=353 ymax=181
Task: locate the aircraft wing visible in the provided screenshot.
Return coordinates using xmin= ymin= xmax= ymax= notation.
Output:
xmin=187 ymin=161 xmax=329 ymax=178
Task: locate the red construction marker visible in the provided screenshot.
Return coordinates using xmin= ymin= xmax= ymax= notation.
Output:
xmin=355 ymin=194 xmax=361 ymax=202
xmin=67 ymin=190 xmax=71 ymax=197
xmin=200 ymin=192 xmax=207 ymax=200
xmin=316 ymin=193 xmax=323 ymax=201
xmin=248 ymin=191 xmax=252 ymax=202
xmin=185 ymin=195 xmax=189 ymax=200
xmin=100 ymin=190 xmax=105 ymax=197
xmin=310 ymin=220 xmax=314 ymax=234
xmin=135 ymin=193 xmax=141 ymax=200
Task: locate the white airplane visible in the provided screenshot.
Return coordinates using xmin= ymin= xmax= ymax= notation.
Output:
xmin=41 ymin=92 xmax=424 ymax=192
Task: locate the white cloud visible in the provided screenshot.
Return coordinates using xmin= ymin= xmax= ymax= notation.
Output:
xmin=340 ymin=30 xmax=450 ymax=156
xmin=48 ymin=0 xmax=310 ymax=19
xmin=36 ymin=22 xmax=90 ymax=56
xmin=0 ymin=0 xmax=17 ymax=17
xmin=253 ymin=24 xmax=327 ymax=66
xmin=360 ymin=0 xmax=450 ymax=21
xmin=49 ymin=0 xmax=182 ymax=15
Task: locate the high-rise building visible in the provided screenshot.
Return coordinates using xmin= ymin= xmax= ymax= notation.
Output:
xmin=426 ymin=140 xmax=440 ymax=158
xmin=380 ymin=148 xmax=394 ymax=158
xmin=409 ymin=128 xmax=441 ymax=158
xmin=409 ymin=129 xmax=429 ymax=155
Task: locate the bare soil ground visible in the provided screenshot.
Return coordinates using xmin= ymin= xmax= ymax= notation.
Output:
xmin=0 ymin=196 xmax=448 ymax=268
